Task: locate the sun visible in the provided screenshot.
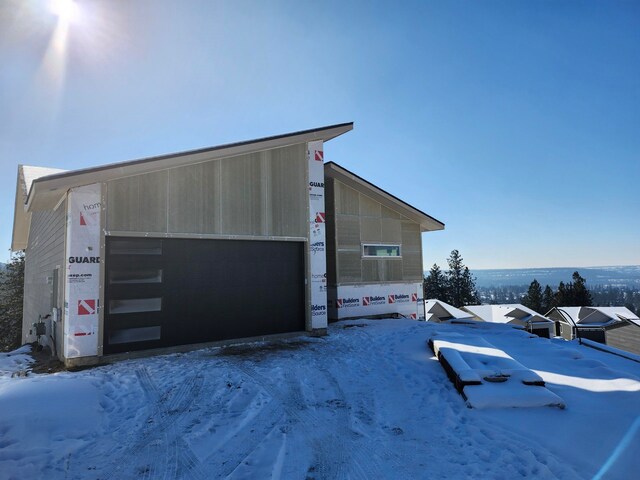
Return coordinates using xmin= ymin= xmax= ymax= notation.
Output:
xmin=49 ymin=0 xmax=79 ymax=23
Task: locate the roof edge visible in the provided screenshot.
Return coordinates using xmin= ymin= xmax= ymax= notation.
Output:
xmin=30 ymin=122 xmax=353 ymax=187
xmin=26 ymin=122 xmax=353 ymax=211
xmin=324 ymin=161 xmax=445 ymax=231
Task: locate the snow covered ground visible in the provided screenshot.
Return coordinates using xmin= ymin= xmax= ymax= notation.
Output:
xmin=1 ymin=319 xmax=639 ymax=479
xmin=0 ymin=345 xmax=33 ymax=376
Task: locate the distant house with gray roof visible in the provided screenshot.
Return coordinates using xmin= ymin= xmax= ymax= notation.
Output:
xmin=547 ymin=306 xmax=640 ymax=355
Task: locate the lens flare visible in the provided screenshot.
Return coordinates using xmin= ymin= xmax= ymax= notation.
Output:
xmin=49 ymin=0 xmax=79 ymax=23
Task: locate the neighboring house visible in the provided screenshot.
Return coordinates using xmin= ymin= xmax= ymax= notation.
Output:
xmin=547 ymin=306 xmax=640 ymax=355
xmin=324 ymin=162 xmax=444 ymax=321
xmin=12 ymin=123 xmax=444 ymax=367
xmin=460 ymin=304 xmax=555 ymax=338
xmin=424 ymin=299 xmax=474 ymax=323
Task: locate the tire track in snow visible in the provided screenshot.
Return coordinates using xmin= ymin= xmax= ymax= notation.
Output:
xmin=234 ymin=352 xmax=410 ymax=480
xmin=106 ymin=366 xmax=208 ymax=480
xmin=200 ymin=396 xmax=284 ymax=478
xmin=315 ymin=353 xmax=418 ymax=479
xmin=233 ymin=361 xmax=352 ymax=479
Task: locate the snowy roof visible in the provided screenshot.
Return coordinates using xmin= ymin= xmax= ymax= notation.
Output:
xmin=21 ymin=166 xmax=67 ymax=196
xmin=12 ymin=165 xmax=67 ymax=251
xmin=590 ymin=306 xmax=640 ymax=326
xmin=553 ymin=306 xmax=639 ymax=326
xmin=424 ymin=300 xmax=474 ymax=322
xmin=461 ymin=304 xmax=554 ymax=326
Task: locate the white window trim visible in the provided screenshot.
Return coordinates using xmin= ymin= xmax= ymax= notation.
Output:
xmin=362 ymin=243 xmax=402 ymax=259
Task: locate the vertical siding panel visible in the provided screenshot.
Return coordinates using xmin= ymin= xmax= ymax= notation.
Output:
xmin=107 ymin=177 xmax=139 ymax=231
xmin=106 ymin=144 xmax=305 ymax=238
xmin=138 ymin=170 xmax=167 ymax=232
xmin=220 ymin=153 xmax=264 ymax=235
xmin=359 ymin=194 xmax=381 ymax=217
xmin=168 ymin=164 xmax=204 ymax=233
xmin=202 ymin=160 xmax=221 ymax=233
xmin=270 ymin=144 xmax=307 ymax=237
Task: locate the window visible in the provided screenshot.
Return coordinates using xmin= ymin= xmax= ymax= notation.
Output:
xmin=362 ymin=244 xmax=401 ymax=258
xmin=109 ymin=326 xmax=161 ymax=344
xmin=109 ymin=298 xmax=162 ymax=314
xmin=109 ymin=269 xmax=163 ymax=284
xmin=109 ymin=239 xmax=162 ymax=255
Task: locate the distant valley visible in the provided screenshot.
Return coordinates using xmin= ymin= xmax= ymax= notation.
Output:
xmin=425 ymin=265 xmax=640 ymax=289
xmin=472 ymin=265 xmax=640 ymax=288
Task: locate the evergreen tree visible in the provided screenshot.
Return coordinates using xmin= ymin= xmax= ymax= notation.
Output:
xmin=555 ymin=281 xmax=570 ymax=307
xmin=522 ymin=279 xmax=543 ymax=313
xmin=541 ymin=285 xmax=555 ymax=313
xmin=424 ymin=264 xmax=448 ymax=302
xmin=445 ymin=250 xmax=478 ymax=307
xmin=0 ymin=251 xmax=25 ymax=351
xmin=461 ymin=267 xmax=480 ymax=305
xmin=446 ymin=250 xmax=464 ymax=307
xmin=571 ymin=271 xmax=593 ymax=306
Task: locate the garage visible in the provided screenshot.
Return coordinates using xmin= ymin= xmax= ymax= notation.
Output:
xmin=13 ymin=122 xmax=442 ymax=367
xmin=12 ymin=123 xmax=352 ymax=367
xmin=104 ymin=237 xmax=305 ymax=354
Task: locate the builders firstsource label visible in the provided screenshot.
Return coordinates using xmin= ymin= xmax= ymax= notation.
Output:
xmin=64 ymin=183 xmax=101 ymax=358
xmin=308 ymin=140 xmax=328 ymax=329
xmin=329 ymin=283 xmax=424 ymax=320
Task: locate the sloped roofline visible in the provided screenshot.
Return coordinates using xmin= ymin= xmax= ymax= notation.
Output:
xmin=425 ymin=299 xmax=473 ymax=319
xmin=324 ymin=161 xmax=445 ymax=232
xmin=24 ymin=122 xmax=353 ymax=212
xmin=13 ymin=123 xmax=353 ymax=250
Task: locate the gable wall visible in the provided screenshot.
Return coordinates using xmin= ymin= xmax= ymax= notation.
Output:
xmin=329 ymin=178 xmax=423 ymax=285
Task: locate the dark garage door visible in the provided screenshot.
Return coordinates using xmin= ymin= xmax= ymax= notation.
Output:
xmin=104 ymin=236 xmax=305 ymax=354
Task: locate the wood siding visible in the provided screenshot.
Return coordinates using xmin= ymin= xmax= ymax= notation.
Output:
xmin=606 ymin=323 xmax=640 ymax=355
xmin=106 ymin=144 xmax=307 ymax=238
xmin=329 ymin=178 xmax=423 ymax=285
xmin=22 ymin=200 xmax=66 ymax=349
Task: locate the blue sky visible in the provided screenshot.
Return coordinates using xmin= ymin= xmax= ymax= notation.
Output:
xmin=1 ymin=0 xmax=638 ymax=269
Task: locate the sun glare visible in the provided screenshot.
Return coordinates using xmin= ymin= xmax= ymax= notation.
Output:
xmin=50 ymin=0 xmax=79 ymax=23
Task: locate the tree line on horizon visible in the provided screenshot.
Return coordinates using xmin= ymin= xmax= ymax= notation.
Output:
xmin=423 ymin=251 xmax=612 ymax=315
xmin=519 ymin=271 xmax=592 ymax=314
xmin=482 ymin=271 xmax=640 ymax=315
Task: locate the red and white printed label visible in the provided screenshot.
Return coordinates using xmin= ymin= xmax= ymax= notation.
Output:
xmin=411 ymin=293 xmax=418 ymax=302
xmin=388 ymin=295 xmax=395 ymax=304
xmin=315 ymin=212 xmax=326 ymax=223
xmin=78 ymin=299 xmax=96 ymax=315
xmin=336 ymin=299 xmax=344 ymax=308
xmin=363 ymin=297 xmax=370 ymax=306
xmin=314 ymin=150 xmax=323 ymax=161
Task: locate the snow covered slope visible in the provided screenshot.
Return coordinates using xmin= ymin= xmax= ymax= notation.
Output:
xmin=1 ymin=320 xmax=638 ymax=479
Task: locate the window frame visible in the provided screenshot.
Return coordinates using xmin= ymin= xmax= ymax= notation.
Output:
xmin=361 ymin=243 xmax=402 ymax=259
